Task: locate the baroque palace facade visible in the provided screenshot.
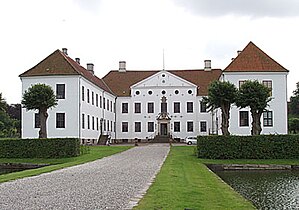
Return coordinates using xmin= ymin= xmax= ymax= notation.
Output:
xmin=20 ymin=42 xmax=288 ymax=143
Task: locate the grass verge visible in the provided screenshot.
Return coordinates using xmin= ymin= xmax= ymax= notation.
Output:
xmin=135 ymin=146 xmax=255 ymax=210
xmin=0 ymin=146 xmax=131 ymax=183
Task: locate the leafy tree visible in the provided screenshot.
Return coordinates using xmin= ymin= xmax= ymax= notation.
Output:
xmin=0 ymin=93 xmax=7 ymax=112
xmin=22 ymin=84 xmax=57 ymax=138
xmin=288 ymin=118 xmax=299 ymax=134
xmin=7 ymin=104 xmax=21 ymax=135
xmin=289 ymin=82 xmax=299 ymax=117
xmin=236 ymin=80 xmax=271 ymax=135
xmin=0 ymin=111 xmax=19 ymax=138
xmin=203 ymin=80 xmax=237 ymax=135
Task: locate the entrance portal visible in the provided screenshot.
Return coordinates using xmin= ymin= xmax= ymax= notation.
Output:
xmin=160 ymin=123 xmax=168 ymax=136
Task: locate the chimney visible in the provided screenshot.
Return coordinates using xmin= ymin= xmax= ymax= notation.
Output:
xmin=119 ymin=61 xmax=126 ymax=72
xmin=204 ymin=60 xmax=211 ymax=71
xmin=62 ymin=48 xmax=68 ymax=55
xmin=87 ymin=63 xmax=94 ymax=74
xmin=75 ymin=58 xmax=80 ymax=64
xmin=237 ymin=50 xmax=242 ymax=55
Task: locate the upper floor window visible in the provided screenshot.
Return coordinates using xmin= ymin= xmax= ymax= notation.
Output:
xmin=103 ymin=97 xmax=106 ymax=109
xmin=122 ymin=103 xmax=128 ymax=113
xmin=92 ymin=92 xmax=94 ymax=105
xmin=240 ymin=111 xmax=249 ymax=127
xmin=263 ymin=111 xmax=273 ymax=127
xmin=262 ymin=80 xmax=272 ymax=96
xmin=187 ymin=102 xmax=193 ymax=113
xmin=161 ymin=96 xmax=167 ymax=113
xmin=56 ymin=84 xmax=65 ymax=99
xmin=87 ymin=89 xmax=90 ymax=103
xmin=174 ymin=102 xmax=180 ymax=113
xmin=96 ymin=94 xmax=99 ymax=107
xmin=200 ymin=101 xmax=207 ymax=113
xmin=82 ymin=86 xmax=85 ymax=101
xmin=34 ymin=113 xmax=40 ymax=128
xmin=148 ymin=102 xmax=154 ymax=113
xmin=100 ymin=96 xmax=102 ymax=108
xmin=107 ymin=99 xmax=110 ymax=111
xmin=110 ymin=101 xmax=113 ymax=112
xmin=135 ymin=103 xmax=141 ymax=113
xmin=56 ymin=113 xmax=65 ymax=128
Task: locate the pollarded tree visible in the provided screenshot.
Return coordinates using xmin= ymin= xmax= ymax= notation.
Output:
xmin=22 ymin=84 xmax=57 ymax=138
xmin=203 ymin=80 xmax=238 ymax=135
xmin=236 ymin=80 xmax=271 ymax=135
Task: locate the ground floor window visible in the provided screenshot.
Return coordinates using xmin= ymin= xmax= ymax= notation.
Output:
xmin=174 ymin=122 xmax=180 ymax=132
xmin=82 ymin=113 xmax=85 ymax=129
xmin=135 ymin=122 xmax=141 ymax=132
xmin=263 ymin=111 xmax=273 ymax=127
xmin=56 ymin=113 xmax=65 ymax=128
xmin=200 ymin=121 xmax=207 ymax=132
xmin=239 ymin=111 xmax=249 ymax=127
xmin=122 ymin=122 xmax=128 ymax=132
xmin=187 ymin=121 xmax=193 ymax=132
xmin=34 ymin=113 xmax=40 ymax=128
xmin=87 ymin=115 xmax=90 ymax=129
xmin=148 ymin=122 xmax=154 ymax=132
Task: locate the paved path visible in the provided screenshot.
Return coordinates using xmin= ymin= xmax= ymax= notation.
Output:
xmin=0 ymin=144 xmax=170 ymax=210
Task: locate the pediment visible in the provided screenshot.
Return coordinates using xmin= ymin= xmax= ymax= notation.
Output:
xmin=131 ymin=70 xmax=197 ymax=89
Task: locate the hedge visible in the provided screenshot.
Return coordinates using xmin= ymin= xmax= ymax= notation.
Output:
xmin=197 ymin=135 xmax=299 ymax=159
xmin=0 ymin=138 xmax=80 ymax=158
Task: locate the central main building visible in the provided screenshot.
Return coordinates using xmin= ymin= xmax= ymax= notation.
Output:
xmin=20 ymin=42 xmax=289 ymax=143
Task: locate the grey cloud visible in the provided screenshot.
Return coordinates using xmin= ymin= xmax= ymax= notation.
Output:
xmin=173 ymin=0 xmax=299 ymax=17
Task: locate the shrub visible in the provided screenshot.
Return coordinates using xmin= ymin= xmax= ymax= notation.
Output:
xmin=197 ymin=135 xmax=299 ymax=159
xmin=0 ymin=138 xmax=80 ymax=158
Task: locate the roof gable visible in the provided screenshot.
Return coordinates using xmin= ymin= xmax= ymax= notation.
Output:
xmin=19 ymin=50 xmax=113 ymax=94
xmin=224 ymin=41 xmax=288 ymax=72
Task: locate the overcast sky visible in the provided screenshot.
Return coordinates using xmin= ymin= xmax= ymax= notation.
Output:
xmin=1 ymin=0 xmax=299 ymax=104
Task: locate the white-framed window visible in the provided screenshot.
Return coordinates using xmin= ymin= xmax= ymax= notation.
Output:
xmin=239 ymin=111 xmax=249 ymax=127
xmin=148 ymin=102 xmax=154 ymax=113
xmin=135 ymin=122 xmax=141 ymax=132
xmin=187 ymin=102 xmax=193 ymax=113
xmin=56 ymin=84 xmax=65 ymax=99
xmin=200 ymin=101 xmax=207 ymax=113
xmin=122 ymin=103 xmax=128 ymax=113
xmin=262 ymin=80 xmax=272 ymax=96
xmin=148 ymin=122 xmax=154 ymax=132
xmin=56 ymin=113 xmax=65 ymax=128
xmin=122 ymin=122 xmax=128 ymax=132
xmin=263 ymin=111 xmax=273 ymax=127
xmin=200 ymin=121 xmax=207 ymax=132
xmin=135 ymin=103 xmax=141 ymax=113
xmin=187 ymin=121 xmax=193 ymax=132
xmin=174 ymin=122 xmax=180 ymax=132
xmin=174 ymin=102 xmax=180 ymax=113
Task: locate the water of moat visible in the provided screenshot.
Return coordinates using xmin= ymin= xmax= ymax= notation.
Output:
xmin=215 ymin=169 xmax=299 ymax=209
xmin=0 ymin=163 xmax=48 ymax=175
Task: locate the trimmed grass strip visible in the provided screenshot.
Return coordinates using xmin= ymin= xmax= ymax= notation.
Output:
xmin=135 ymin=146 xmax=255 ymax=210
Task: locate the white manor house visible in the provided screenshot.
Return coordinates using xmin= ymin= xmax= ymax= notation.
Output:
xmin=20 ymin=42 xmax=289 ymax=144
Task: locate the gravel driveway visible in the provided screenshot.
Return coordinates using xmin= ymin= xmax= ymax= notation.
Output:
xmin=0 ymin=144 xmax=170 ymax=210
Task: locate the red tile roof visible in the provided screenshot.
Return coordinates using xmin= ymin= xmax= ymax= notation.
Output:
xmin=102 ymin=69 xmax=222 ymax=96
xmin=19 ymin=50 xmax=113 ymax=94
xmin=224 ymin=41 xmax=288 ymax=72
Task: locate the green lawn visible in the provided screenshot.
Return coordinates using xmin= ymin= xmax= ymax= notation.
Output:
xmin=0 ymin=146 xmax=131 ymax=183
xmin=135 ymin=146 xmax=255 ymax=210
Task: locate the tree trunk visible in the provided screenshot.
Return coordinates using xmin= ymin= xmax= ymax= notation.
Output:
xmin=39 ymin=108 xmax=48 ymax=138
xmin=251 ymin=109 xmax=262 ymax=135
xmin=221 ymin=104 xmax=230 ymax=136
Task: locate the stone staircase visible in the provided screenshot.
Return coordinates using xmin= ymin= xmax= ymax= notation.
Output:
xmin=151 ymin=135 xmax=171 ymax=143
xmin=97 ymin=134 xmax=109 ymax=145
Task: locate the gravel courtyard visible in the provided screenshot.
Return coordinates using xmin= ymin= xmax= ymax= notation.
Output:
xmin=0 ymin=144 xmax=170 ymax=210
